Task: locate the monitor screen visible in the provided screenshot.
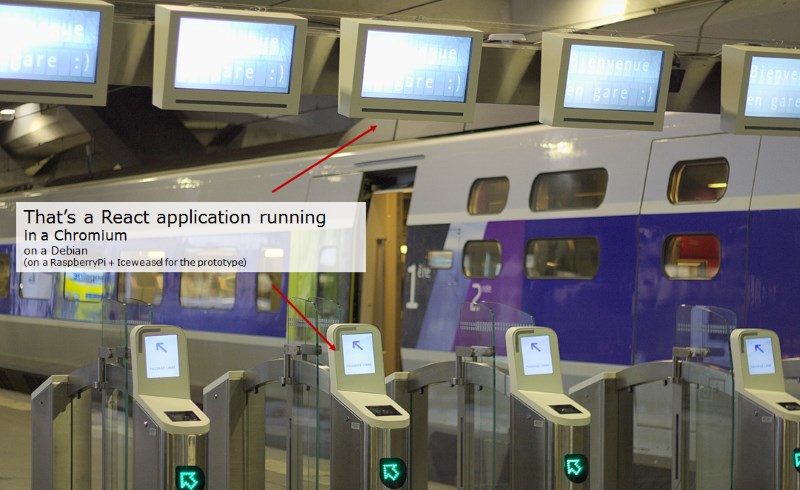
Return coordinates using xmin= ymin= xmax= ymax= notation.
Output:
xmin=0 ymin=3 xmax=101 ymax=84
xmin=144 ymin=334 xmax=180 ymax=379
xmin=745 ymin=337 xmax=776 ymax=375
xmin=342 ymin=332 xmax=376 ymax=375
xmin=564 ymin=44 xmax=665 ymax=113
xmin=361 ymin=30 xmax=473 ymax=103
xmin=744 ymin=56 xmax=800 ymax=119
xmin=520 ymin=334 xmax=554 ymax=376
xmin=174 ymin=17 xmax=296 ymax=94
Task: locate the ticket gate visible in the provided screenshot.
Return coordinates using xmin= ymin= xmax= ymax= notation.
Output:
xmin=327 ymin=323 xmax=410 ymax=489
xmin=31 ymin=318 xmax=208 ymax=490
xmin=204 ymin=321 xmax=409 ymax=489
xmin=730 ymin=328 xmax=800 ymax=489
xmin=568 ymin=305 xmax=736 ymax=489
xmin=129 ymin=324 xmax=209 ymax=490
xmin=506 ymin=326 xmax=590 ymax=488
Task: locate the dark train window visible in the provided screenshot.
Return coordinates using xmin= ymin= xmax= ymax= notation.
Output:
xmin=468 ymin=177 xmax=509 ymax=215
xmin=64 ymin=271 xmax=104 ymax=302
xmin=525 ymin=237 xmax=599 ymax=279
xmin=117 ymin=273 xmax=164 ymax=305
xmin=256 ymin=273 xmax=282 ymax=312
xmin=530 ymin=168 xmax=608 ymax=211
xmin=0 ymin=254 xmax=9 ymax=298
xmin=180 ymin=272 xmax=236 ymax=309
xmin=463 ymin=240 xmax=502 ymax=279
xmin=663 ymin=234 xmax=720 ymax=280
xmin=668 ymin=158 xmax=729 ymax=204
xmin=19 ymin=272 xmax=54 ymax=300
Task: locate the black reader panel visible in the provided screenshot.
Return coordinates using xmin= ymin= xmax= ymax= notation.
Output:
xmin=366 ymin=405 xmax=402 ymax=417
xmin=550 ymin=404 xmax=582 ymax=415
xmin=779 ymin=402 xmax=800 ymax=411
xmin=166 ymin=410 xmax=201 ymax=422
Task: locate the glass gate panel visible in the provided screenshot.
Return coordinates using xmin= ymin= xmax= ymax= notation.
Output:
xmin=100 ymin=298 xmax=153 ymax=490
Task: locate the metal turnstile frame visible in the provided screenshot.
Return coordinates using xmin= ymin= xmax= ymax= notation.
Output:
xmin=569 ymin=359 xmax=734 ymax=489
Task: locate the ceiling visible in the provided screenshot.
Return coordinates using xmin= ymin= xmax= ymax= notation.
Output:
xmin=2 ymin=0 xmax=799 ymax=191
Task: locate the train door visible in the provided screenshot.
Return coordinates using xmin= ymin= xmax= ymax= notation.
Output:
xmin=634 ymin=133 xmax=759 ymax=363
xmin=360 ymin=189 xmax=412 ymax=374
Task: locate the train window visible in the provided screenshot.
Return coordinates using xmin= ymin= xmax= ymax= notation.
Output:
xmin=0 ymin=254 xmax=9 ymax=298
xmin=427 ymin=250 xmax=454 ymax=269
xmin=468 ymin=177 xmax=510 ymax=215
xmin=463 ymin=240 xmax=502 ymax=279
xmin=19 ymin=272 xmax=54 ymax=300
xmin=668 ymin=158 xmax=729 ymax=204
xmin=663 ymin=234 xmax=720 ymax=280
xmin=525 ymin=237 xmax=600 ymax=279
xmin=256 ymin=273 xmax=282 ymax=312
xmin=180 ymin=272 xmax=236 ymax=309
xmin=117 ymin=273 xmax=164 ymax=305
xmin=64 ymin=271 xmax=104 ymax=302
xmin=530 ymin=168 xmax=608 ymax=211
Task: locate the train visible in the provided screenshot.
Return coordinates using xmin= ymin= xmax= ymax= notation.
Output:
xmin=1 ymin=111 xmax=799 ymax=393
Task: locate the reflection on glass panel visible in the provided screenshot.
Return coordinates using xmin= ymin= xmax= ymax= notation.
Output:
xmin=256 ymin=272 xmax=282 ymax=312
xmin=525 ymin=237 xmax=599 ymax=279
xmin=117 ymin=272 xmax=164 ymax=305
xmin=180 ymin=272 xmax=236 ymax=309
xmin=663 ymin=235 xmax=720 ymax=280
xmin=19 ymin=272 xmax=54 ymax=299
xmin=463 ymin=240 xmax=502 ymax=279
xmin=0 ymin=254 xmax=9 ymax=297
xmin=669 ymin=158 xmax=729 ymax=204
xmin=468 ymin=177 xmax=510 ymax=215
xmin=530 ymin=168 xmax=608 ymax=211
xmin=632 ymin=382 xmax=672 ymax=488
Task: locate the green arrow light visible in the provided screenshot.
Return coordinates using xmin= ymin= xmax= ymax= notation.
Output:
xmin=175 ymin=466 xmax=205 ymax=490
xmin=563 ymin=454 xmax=588 ymax=484
xmin=379 ymin=458 xmax=407 ymax=489
xmin=793 ymin=449 xmax=800 ymax=472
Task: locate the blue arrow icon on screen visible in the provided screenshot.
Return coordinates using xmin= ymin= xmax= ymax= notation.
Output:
xmin=755 ymin=344 xmax=764 ymax=353
xmin=353 ymin=341 xmax=363 ymax=351
xmin=157 ymin=343 xmax=167 ymax=353
xmin=531 ymin=343 xmax=540 ymax=352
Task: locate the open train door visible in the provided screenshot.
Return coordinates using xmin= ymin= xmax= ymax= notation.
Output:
xmin=359 ymin=188 xmax=412 ymax=374
xmin=634 ymin=133 xmax=759 ymax=363
xmin=301 ymin=173 xmax=365 ymax=323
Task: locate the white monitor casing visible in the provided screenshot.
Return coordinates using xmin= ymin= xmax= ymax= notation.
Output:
xmin=338 ymin=18 xmax=483 ymax=122
xmin=505 ymin=326 xmax=590 ymax=426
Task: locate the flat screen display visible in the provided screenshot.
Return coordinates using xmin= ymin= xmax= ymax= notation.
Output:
xmin=745 ymin=337 xmax=776 ymax=375
xmin=564 ymin=44 xmax=665 ymax=112
xmin=342 ymin=332 xmax=376 ymax=375
xmin=361 ymin=30 xmax=473 ymax=103
xmin=144 ymin=334 xmax=180 ymax=379
xmin=0 ymin=4 xmax=101 ymax=83
xmin=520 ymin=334 xmax=554 ymax=376
xmin=63 ymin=271 xmax=103 ymax=301
xmin=744 ymin=56 xmax=800 ymax=118
xmin=174 ymin=17 xmax=296 ymax=93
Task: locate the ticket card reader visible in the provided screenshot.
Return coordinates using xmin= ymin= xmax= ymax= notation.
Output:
xmin=327 ymin=324 xmax=410 ymax=489
xmin=130 ymin=325 xmax=209 ymax=490
xmin=506 ymin=326 xmax=590 ymax=489
xmin=731 ymin=329 xmax=800 ymax=489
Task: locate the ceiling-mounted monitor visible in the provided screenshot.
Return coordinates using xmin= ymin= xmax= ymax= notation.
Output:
xmin=0 ymin=0 xmax=113 ymax=106
xmin=338 ymin=18 xmax=483 ymax=122
xmin=721 ymin=44 xmax=800 ymax=136
xmin=540 ymin=32 xmax=673 ymax=131
xmin=153 ymin=5 xmax=307 ymax=114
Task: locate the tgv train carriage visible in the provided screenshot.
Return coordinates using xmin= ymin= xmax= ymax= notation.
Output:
xmin=0 ymin=112 xmax=799 ymax=390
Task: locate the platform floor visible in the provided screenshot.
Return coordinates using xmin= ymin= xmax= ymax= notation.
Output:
xmin=0 ymin=389 xmax=31 ymax=490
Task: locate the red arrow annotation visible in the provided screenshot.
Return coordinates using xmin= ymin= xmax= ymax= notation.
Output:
xmin=271 ymin=125 xmax=377 ymax=193
xmin=271 ymin=284 xmax=336 ymax=351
